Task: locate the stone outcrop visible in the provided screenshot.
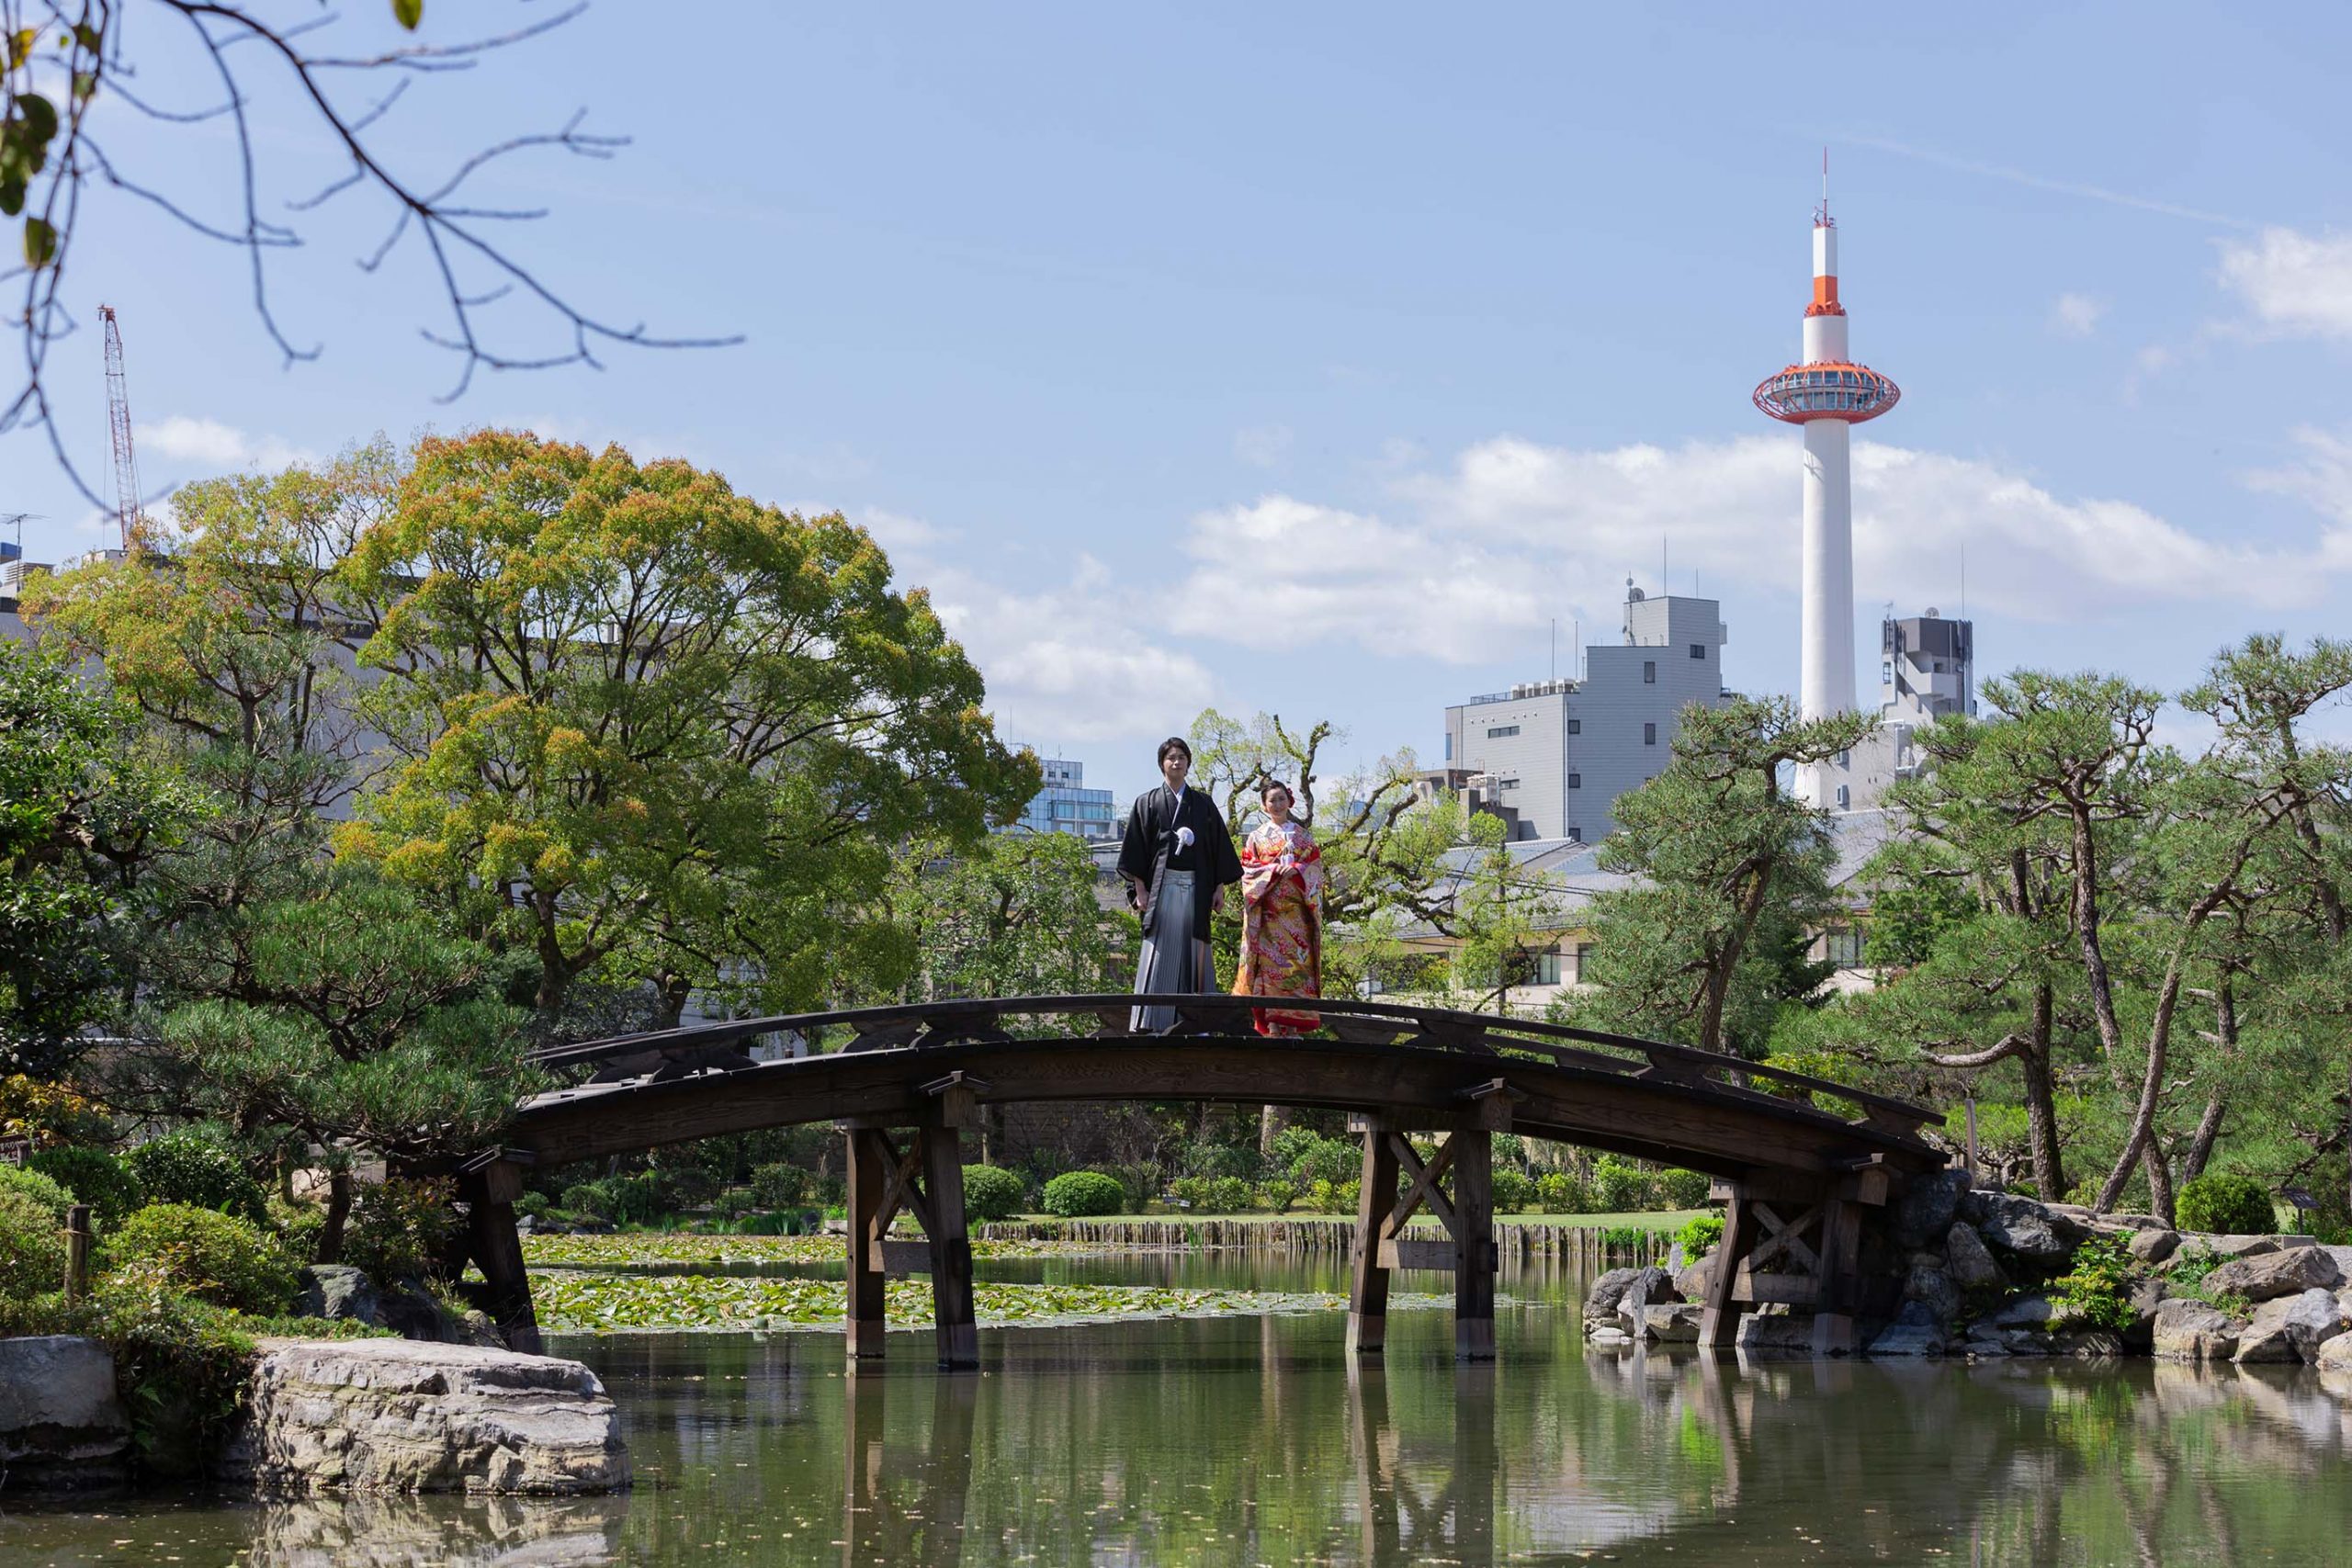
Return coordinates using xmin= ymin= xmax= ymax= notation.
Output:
xmin=1944 ymin=1223 xmax=2007 ymax=1291
xmin=2128 ymin=1228 xmax=2180 ymax=1266
xmin=0 ymin=1335 xmax=131 ymax=1490
xmin=1964 ymin=1192 xmax=2079 ymax=1263
xmin=2201 ymin=1245 xmax=2344 ymax=1304
xmin=222 ymin=1339 xmax=629 ymax=1495
xmin=2233 ymin=1289 xmax=2342 ymax=1364
xmin=2152 ymin=1299 xmax=2240 ymax=1362
xmin=297 ymin=1264 xmax=380 ymax=1325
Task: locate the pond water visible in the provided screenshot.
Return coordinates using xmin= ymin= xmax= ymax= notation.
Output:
xmin=7 ymin=1250 xmax=2352 ymax=1566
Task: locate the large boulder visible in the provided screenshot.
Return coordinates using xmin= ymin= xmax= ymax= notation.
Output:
xmin=1986 ymin=1293 xmax=2059 ymax=1329
xmin=2233 ymin=1289 xmax=2341 ymax=1365
xmin=2127 ymin=1228 xmax=2180 ymax=1266
xmin=2200 ymin=1235 xmax=2280 ymax=1259
xmin=1904 ymin=1261 xmax=1960 ymax=1325
xmin=0 ymin=1336 xmax=131 ymax=1490
xmin=1970 ymin=1194 xmax=2079 ymax=1264
xmin=1615 ymin=1266 xmax=1675 ymax=1325
xmin=2315 ymin=1330 xmax=2352 ymax=1374
xmin=297 ymin=1265 xmax=380 ymax=1325
xmin=1866 ymin=1321 xmax=1945 ymax=1357
xmin=2152 ymin=1299 xmax=2239 ymax=1362
xmin=1944 ymin=1224 xmax=2008 ymax=1292
xmin=1582 ymin=1268 xmax=1642 ymax=1323
xmin=1894 ymin=1169 xmax=1969 ymax=1249
xmin=1638 ymin=1303 xmax=1703 ymax=1344
xmin=1673 ymin=1254 xmax=1714 ymax=1304
xmin=2201 ymin=1245 xmax=2344 ymax=1304
xmin=222 ymin=1338 xmax=630 ymax=1495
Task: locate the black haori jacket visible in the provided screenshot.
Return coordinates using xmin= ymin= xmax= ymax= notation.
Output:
xmin=1115 ymin=784 xmax=1243 ymax=942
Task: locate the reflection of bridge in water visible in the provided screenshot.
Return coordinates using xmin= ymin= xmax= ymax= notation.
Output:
xmin=432 ymin=994 xmax=1941 ymax=1361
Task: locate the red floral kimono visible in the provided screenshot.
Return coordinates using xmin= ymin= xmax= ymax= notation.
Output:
xmin=1233 ymin=818 xmax=1323 ymax=1035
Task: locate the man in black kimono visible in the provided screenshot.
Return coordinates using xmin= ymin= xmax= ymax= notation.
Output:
xmin=1116 ymin=736 xmax=1243 ymax=1031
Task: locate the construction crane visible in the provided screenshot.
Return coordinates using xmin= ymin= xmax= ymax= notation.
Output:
xmin=98 ymin=304 xmax=142 ymax=553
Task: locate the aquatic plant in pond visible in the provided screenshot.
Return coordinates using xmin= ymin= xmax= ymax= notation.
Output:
xmin=526 ymin=1271 xmax=1419 ymax=1333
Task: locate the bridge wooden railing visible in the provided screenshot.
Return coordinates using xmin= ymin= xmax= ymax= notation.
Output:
xmin=526 ymin=991 xmax=1937 ymax=1142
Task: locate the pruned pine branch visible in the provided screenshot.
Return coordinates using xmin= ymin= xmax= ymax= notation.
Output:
xmin=0 ymin=0 xmax=738 ymax=511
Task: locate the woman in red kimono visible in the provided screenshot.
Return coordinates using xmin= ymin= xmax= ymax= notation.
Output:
xmin=1233 ymin=779 xmax=1323 ymax=1035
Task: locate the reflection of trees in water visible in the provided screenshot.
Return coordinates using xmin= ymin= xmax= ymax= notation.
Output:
xmin=1586 ymin=1352 xmax=2352 ymax=1564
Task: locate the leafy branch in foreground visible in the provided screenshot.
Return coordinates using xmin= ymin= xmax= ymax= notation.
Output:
xmin=1 ymin=1 xmax=737 ymax=506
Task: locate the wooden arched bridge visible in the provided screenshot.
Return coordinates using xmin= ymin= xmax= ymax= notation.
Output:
xmin=437 ymin=995 xmax=1942 ymax=1365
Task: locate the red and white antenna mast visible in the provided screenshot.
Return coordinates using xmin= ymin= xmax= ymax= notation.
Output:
xmin=98 ymin=304 xmax=143 ymax=552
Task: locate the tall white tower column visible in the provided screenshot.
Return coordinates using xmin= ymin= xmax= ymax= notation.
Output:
xmin=1752 ymin=175 xmax=1900 ymax=807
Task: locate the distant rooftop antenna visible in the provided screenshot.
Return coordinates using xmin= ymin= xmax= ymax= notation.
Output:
xmin=1817 ymin=145 xmax=1832 ymax=226
xmin=98 ymin=305 xmax=143 ymax=551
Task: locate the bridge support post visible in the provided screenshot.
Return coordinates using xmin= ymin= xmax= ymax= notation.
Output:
xmin=1701 ymin=1166 xmax=1887 ymax=1355
xmin=919 ymin=1122 xmax=979 ymax=1370
xmin=1345 ymin=1124 xmax=1401 ymax=1356
xmin=1451 ymin=1129 xmax=1496 ymax=1363
xmin=845 ymin=1126 xmax=890 ymax=1359
xmin=458 ymin=1151 xmax=541 ymax=1355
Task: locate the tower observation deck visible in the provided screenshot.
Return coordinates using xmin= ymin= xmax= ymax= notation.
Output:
xmin=1755 ymin=174 xmax=1900 ymax=806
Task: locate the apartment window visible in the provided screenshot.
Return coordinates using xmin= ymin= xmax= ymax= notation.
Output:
xmin=1644 ymin=722 xmax=1657 ymax=745
xmin=1444 ymin=733 xmax=1453 ymax=761
xmin=1823 ymin=927 xmax=1864 ymax=967
xmin=1487 ymin=724 xmax=1520 ymax=739
xmin=1533 ymin=950 xmax=1563 ymax=986
xmin=1644 ymin=660 xmax=1657 ymax=683
xmin=1836 ymin=784 xmax=1850 ymax=809
xmin=1498 ymin=777 xmax=1521 ymax=791
xmin=1568 ymin=942 xmax=1594 ymax=983
xmin=1566 ymin=718 xmax=1581 ymax=734
xmin=1690 ymin=643 xmax=1705 ymax=660
xmin=1566 ymin=772 xmax=1581 ymax=789
xmin=1882 ymin=660 xmax=1894 ymax=683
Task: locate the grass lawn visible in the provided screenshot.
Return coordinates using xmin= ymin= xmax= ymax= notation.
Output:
xmin=1001 ymin=1208 xmax=1708 ymax=1228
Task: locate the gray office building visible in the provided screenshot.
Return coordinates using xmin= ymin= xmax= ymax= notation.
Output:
xmin=1442 ymin=585 xmax=1730 ymax=842
xmin=1880 ymin=608 xmax=1974 ymax=723
xmin=1008 ymin=757 xmax=1119 ymax=841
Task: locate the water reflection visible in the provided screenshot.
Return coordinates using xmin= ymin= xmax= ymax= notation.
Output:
xmin=11 ymin=1276 xmax=2352 ymax=1566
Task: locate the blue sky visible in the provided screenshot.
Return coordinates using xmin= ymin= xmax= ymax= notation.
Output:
xmin=11 ymin=4 xmax=2352 ymax=803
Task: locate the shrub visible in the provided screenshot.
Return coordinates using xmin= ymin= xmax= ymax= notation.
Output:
xmin=750 ymin=1163 xmax=811 ymax=1210
xmin=1208 ymin=1176 xmax=1254 ymax=1214
xmin=2048 ymin=1235 xmax=2138 ymax=1333
xmin=343 ymin=1178 xmax=457 ymax=1282
xmin=1041 ymin=1170 xmax=1125 ymax=1218
xmin=814 ymin=1173 xmax=847 ymax=1208
xmin=2176 ymin=1172 xmax=2277 ymax=1236
xmin=962 ymin=1165 xmax=1025 ymax=1223
xmin=1169 ymin=1177 xmax=1211 ymax=1210
xmin=1307 ymin=1178 xmax=1359 ymax=1214
xmin=27 ymin=1146 xmax=145 ymax=1226
xmin=124 ymin=1133 xmax=266 ymax=1223
xmin=0 ymin=1185 xmax=66 ymax=1300
xmin=106 ymin=1203 xmax=298 ymax=1314
xmin=0 ymin=1163 xmax=74 ymax=1221
xmin=1659 ymin=1168 xmax=1712 ymax=1209
xmin=1256 ymin=1177 xmax=1301 ymax=1213
xmin=1535 ymin=1171 xmax=1590 ymax=1214
xmin=1591 ymin=1156 xmax=1653 ymax=1213
xmin=265 ymin=1194 xmax=326 ymax=1264
xmin=1676 ymin=1213 xmax=1725 ymax=1257
xmin=1286 ymin=1134 xmax=1360 ymax=1190
xmin=1491 ymin=1168 xmax=1532 ymax=1213
xmin=1182 ymin=1139 xmax=1260 ymax=1182
xmin=0 ymin=1073 xmax=111 ymax=1146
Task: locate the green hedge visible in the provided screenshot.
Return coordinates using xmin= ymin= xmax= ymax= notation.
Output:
xmin=106 ymin=1203 xmax=298 ymax=1315
xmin=2176 ymin=1172 xmax=2275 ymax=1236
xmin=962 ymin=1165 xmax=1025 ymax=1223
xmin=28 ymin=1146 xmax=144 ymax=1226
xmin=0 ymin=1185 xmax=66 ymax=1300
xmin=1041 ymin=1170 xmax=1125 ymax=1218
xmin=124 ymin=1134 xmax=266 ymax=1223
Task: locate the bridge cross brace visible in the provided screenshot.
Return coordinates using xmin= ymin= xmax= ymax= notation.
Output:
xmin=839 ymin=1072 xmax=989 ymax=1369
xmin=1699 ymin=1161 xmax=1889 ymax=1355
xmin=1345 ymin=1083 xmax=1513 ymax=1363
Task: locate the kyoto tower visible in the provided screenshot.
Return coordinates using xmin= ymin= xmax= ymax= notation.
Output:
xmin=1752 ymin=162 xmax=1899 ymax=805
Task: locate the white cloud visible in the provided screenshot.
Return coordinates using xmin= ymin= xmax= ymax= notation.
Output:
xmin=858 ymin=506 xmax=955 ymax=552
xmin=1150 ymin=434 xmax=2336 ymax=665
xmin=2218 ymin=226 xmax=2352 ymax=343
xmin=925 ymin=553 xmax=1217 ymax=750
xmin=1232 ymin=424 xmax=1294 ymax=469
xmin=143 ymin=416 xmax=313 ymax=473
xmin=2050 ymin=292 xmax=2108 ymax=337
